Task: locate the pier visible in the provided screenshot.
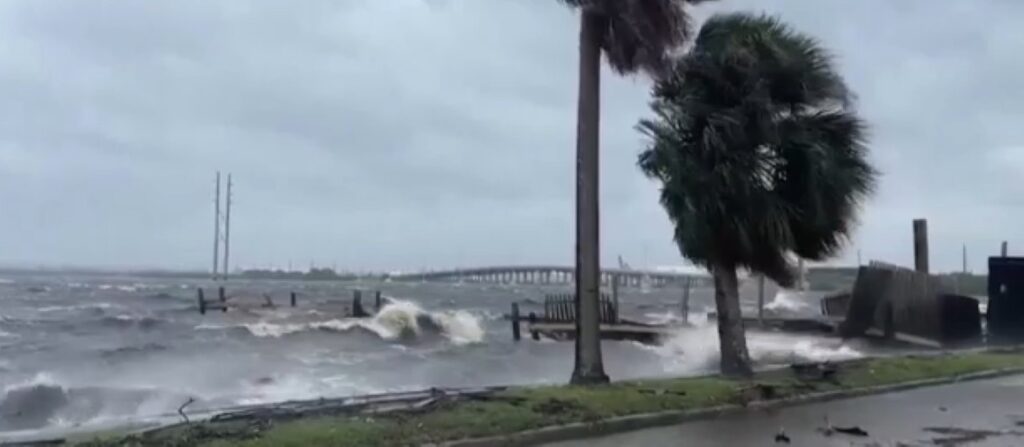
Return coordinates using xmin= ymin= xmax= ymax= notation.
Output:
xmin=510 ymin=294 xmax=681 ymax=344
xmin=196 ymin=286 xmax=386 ymax=316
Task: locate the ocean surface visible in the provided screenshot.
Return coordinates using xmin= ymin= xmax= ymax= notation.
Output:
xmin=0 ymin=273 xmax=867 ymax=440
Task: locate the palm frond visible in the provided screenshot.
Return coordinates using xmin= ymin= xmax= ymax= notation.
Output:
xmin=637 ymin=12 xmax=877 ymax=285
xmin=559 ymin=0 xmax=715 ymax=77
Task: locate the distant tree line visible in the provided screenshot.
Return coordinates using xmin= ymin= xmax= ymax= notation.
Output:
xmin=239 ymin=267 xmax=365 ymax=281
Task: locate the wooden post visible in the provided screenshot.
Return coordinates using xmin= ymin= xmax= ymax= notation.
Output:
xmin=529 ymin=312 xmax=540 ymax=340
xmin=757 ymin=274 xmax=765 ymax=327
xmin=1002 ymin=241 xmax=1008 ymax=257
xmin=374 ymin=290 xmax=382 ymax=311
xmin=218 ymin=286 xmax=227 ymax=312
xmin=611 ymin=275 xmax=620 ymax=323
xmin=352 ymin=290 xmax=367 ymax=317
xmin=511 ymin=303 xmax=521 ymax=341
xmin=290 ymin=291 xmax=296 ymax=307
xmin=913 ymin=219 xmax=929 ymax=274
xmin=681 ymin=277 xmax=691 ymax=322
xmin=198 ymin=288 xmax=206 ymax=315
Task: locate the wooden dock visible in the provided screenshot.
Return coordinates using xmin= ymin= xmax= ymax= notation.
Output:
xmin=705 ymin=312 xmax=840 ymax=333
xmin=511 ymin=295 xmax=681 ymax=344
xmin=522 ymin=320 xmax=676 ymax=344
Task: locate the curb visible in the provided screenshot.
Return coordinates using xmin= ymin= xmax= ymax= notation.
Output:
xmin=438 ymin=367 xmax=1024 ymax=447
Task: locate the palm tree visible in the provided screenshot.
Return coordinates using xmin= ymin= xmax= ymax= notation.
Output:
xmin=558 ymin=0 xmax=712 ymax=386
xmin=637 ymin=13 xmax=877 ymax=377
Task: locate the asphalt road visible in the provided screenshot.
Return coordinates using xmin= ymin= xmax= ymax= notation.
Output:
xmin=545 ymin=375 xmax=1024 ymax=447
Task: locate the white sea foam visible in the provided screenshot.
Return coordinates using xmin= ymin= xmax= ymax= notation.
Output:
xmin=3 ymin=371 xmax=61 ymax=393
xmin=643 ymin=323 xmax=862 ymax=374
xmin=37 ymin=303 xmax=119 ymax=313
xmin=198 ymin=299 xmax=486 ymax=345
xmin=764 ymin=289 xmax=811 ymax=312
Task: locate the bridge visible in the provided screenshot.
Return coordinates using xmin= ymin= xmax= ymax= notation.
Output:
xmin=386 ymin=265 xmax=710 ymax=288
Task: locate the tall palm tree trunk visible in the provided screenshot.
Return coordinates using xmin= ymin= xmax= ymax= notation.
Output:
xmin=712 ymin=264 xmax=753 ymax=377
xmin=571 ymin=8 xmax=608 ymax=385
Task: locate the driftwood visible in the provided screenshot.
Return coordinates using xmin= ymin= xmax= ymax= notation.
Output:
xmin=178 ymin=397 xmax=196 ymax=424
xmin=207 ymin=386 xmax=506 ymax=424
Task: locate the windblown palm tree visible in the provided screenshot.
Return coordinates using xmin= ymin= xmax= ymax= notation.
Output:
xmin=637 ymin=13 xmax=877 ymax=376
xmin=559 ymin=0 xmax=712 ymax=386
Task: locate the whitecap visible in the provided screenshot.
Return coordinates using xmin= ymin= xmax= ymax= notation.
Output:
xmin=197 ymin=299 xmax=487 ymax=345
xmin=764 ymin=289 xmax=811 ymax=312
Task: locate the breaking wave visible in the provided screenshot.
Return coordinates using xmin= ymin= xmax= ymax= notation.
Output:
xmin=38 ymin=303 xmax=120 ymax=313
xmin=198 ymin=300 xmax=485 ymax=345
xmin=99 ymin=315 xmax=165 ymax=330
xmin=642 ymin=323 xmax=862 ymax=373
xmin=0 ymin=373 xmax=193 ymax=431
xmin=764 ymin=289 xmax=811 ymax=313
xmin=99 ymin=343 xmax=169 ymax=360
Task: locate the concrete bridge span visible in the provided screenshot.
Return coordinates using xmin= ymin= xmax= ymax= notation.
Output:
xmin=387 ymin=265 xmax=710 ymax=288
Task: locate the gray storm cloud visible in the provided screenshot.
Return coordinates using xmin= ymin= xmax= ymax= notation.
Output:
xmin=0 ymin=0 xmax=1021 ymax=273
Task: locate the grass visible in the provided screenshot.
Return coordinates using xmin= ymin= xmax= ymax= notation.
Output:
xmin=76 ymin=351 xmax=1024 ymax=447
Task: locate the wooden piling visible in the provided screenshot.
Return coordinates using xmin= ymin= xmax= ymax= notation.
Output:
xmin=757 ymin=274 xmax=765 ymax=327
xmin=511 ymin=302 xmax=521 ymax=341
xmin=1002 ymin=241 xmax=1009 ymax=257
xmin=611 ymin=275 xmax=620 ymax=322
xmin=290 ymin=291 xmax=296 ymax=307
xmin=529 ymin=312 xmax=540 ymax=340
xmin=681 ymin=277 xmax=691 ymax=322
xmin=218 ymin=286 xmax=227 ymax=312
xmin=374 ymin=290 xmax=382 ymax=311
xmin=913 ymin=219 xmax=929 ymax=274
xmin=198 ymin=288 xmax=206 ymax=315
xmin=352 ymin=290 xmax=368 ymax=318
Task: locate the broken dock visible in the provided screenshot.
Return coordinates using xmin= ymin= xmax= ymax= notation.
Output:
xmin=510 ymin=294 xmax=679 ymax=344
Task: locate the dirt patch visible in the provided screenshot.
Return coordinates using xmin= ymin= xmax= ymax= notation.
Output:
xmin=531 ymin=398 xmax=583 ymax=415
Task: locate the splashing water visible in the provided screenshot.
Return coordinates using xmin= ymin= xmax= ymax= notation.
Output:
xmin=641 ymin=322 xmax=862 ymax=374
xmin=764 ymin=289 xmax=811 ymax=313
xmin=197 ymin=299 xmax=485 ymax=345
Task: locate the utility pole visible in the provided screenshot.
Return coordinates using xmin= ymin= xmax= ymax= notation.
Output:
xmin=212 ymin=172 xmax=221 ymax=281
xmin=962 ymin=244 xmax=967 ymax=274
xmin=912 ymin=219 xmax=929 ymax=274
xmin=222 ymin=174 xmax=232 ymax=281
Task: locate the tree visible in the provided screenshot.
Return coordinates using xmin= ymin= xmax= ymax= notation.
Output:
xmin=558 ymin=0 xmax=711 ymax=386
xmin=637 ymin=13 xmax=877 ymax=377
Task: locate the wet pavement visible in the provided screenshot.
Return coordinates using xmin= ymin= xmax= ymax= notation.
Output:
xmin=545 ymin=375 xmax=1024 ymax=447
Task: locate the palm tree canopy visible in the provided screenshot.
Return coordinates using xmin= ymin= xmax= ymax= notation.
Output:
xmin=559 ymin=0 xmax=715 ymax=75
xmin=637 ymin=13 xmax=877 ymax=287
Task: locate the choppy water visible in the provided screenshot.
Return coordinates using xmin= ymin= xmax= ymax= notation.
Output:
xmin=0 ymin=273 xmax=867 ymax=439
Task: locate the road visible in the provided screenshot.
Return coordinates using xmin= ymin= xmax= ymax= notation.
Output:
xmin=545 ymin=375 xmax=1024 ymax=447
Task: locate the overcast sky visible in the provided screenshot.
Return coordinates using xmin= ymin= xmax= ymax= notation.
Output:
xmin=0 ymin=0 xmax=1021 ymax=273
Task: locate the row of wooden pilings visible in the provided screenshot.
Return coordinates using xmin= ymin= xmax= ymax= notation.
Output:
xmin=197 ymin=286 xmax=385 ymax=316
